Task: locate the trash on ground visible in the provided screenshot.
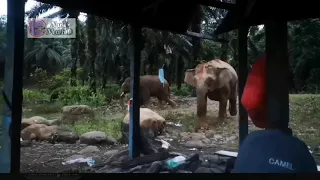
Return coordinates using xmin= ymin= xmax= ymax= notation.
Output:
xmin=155 ymin=139 xmax=170 ymax=149
xmin=166 ymin=155 xmax=186 ymax=169
xmin=62 ymin=157 xmax=95 ymax=167
xmin=166 ymin=121 xmax=183 ymax=127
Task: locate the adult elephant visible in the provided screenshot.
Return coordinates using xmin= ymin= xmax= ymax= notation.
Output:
xmin=120 ymin=75 xmax=177 ymax=108
xmin=184 ymin=59 xmax=238 ymax=131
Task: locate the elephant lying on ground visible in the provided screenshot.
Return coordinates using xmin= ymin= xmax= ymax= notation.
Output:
xmin=120 ymin=75 xmax=177 ymax=108
xmin=184 ymin=59 xmax=238 ymax=131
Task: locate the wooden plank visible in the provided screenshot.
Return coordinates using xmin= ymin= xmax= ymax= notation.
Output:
xmin=265 ymin=19 xmax=290 ymax=130
xmin=1 ymin=0 xmax=25 ymax=173
xmin=184 ymin=31 xmax=228 ymax=42
xmin=214 ymin=150 xmax=238 ymax=157
xmin=237 ymin=24 xmax=249 ymax=145
xmin=198 ymin=0 xmax=236 ymax=10
xmin=128 ymin=24 xmax=142 ymax=158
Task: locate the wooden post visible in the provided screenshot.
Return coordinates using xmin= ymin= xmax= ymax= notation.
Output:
xmin=265 ymin=19 xmax=290 ymax=130
xmin=129 ymin=24 xmax=142 ymax=158
xmin=237 ymin=25 xmax=249 ymax=145
xmin=0 ymin=0 xmax=25 ymax=173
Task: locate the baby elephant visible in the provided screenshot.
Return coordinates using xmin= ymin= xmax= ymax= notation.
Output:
xmin=120 ymin=75 xmax=177 ymax=108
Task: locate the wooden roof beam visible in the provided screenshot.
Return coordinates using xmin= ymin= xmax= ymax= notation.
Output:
xmin=184 ymin=30 xmax=228 ymax=42
xmin=244 ymin=0 xmax=256 ymax=17
xmin=197 ymin=0 xmax=236 ymax=10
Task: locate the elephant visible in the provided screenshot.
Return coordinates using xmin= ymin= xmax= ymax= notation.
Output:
xmin=120 ymin=75 xmax=177 ymax=108
xmin=184 ymin=59 xmax=238 ymax=131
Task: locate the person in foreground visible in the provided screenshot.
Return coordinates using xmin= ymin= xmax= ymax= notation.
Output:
xmin=232 ymin=55 xmax=318 ymax=173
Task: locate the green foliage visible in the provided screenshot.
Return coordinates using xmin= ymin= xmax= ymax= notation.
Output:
xmin=26 ymin=103 xmax=63 ymax=116
xmin=76 ymin=67 xmax=85 ymax=80
xmin=31 ymin=68 xmax=49 ymax=89
xmin=23 ymin=89 xmax=49 ymax=105
xmin=101 ymin=84 xmax=121 ymax=102
xmin=65 ymin=118 xmax=123 ymax=139
xmin=171 ymin=84 xmax=192 ymax=97
xmin=289 ymin=94 xmax=320 ymax=153
xmin=290 ymin=19 xmax=320 ymax=92
xmin=47 ymin=68 xmax=71 ymax=91
xmin=57 ymin=85 xmax=105 ymax=107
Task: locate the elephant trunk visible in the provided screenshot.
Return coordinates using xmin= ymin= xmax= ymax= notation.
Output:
xmin=119 ymin=88 xmax=128 ymax=109
xmin=196 ymin=87 xmax=208 ymax=118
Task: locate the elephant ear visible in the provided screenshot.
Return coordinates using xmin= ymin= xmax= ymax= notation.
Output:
xmin=184 ymin=69 xmax=196 ymax=87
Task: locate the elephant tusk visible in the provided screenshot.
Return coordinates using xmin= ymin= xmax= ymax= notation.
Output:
xmin=120 ymin=92 xmax=125 ymax=97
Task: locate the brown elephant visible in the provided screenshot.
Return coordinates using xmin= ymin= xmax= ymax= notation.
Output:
xmin=184 ymin=59 xmax=238 ymax=131
xmin=120 ymin=75 xmax=177 ymax=108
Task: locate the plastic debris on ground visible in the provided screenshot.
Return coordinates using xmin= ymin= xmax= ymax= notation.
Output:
xmin=62 ymin=157 xmax=95 ymax=167
xmin=166 ymin=121 xmax=183 ymax=127
xmin=166 ymin=156 xmax=186 ymax=169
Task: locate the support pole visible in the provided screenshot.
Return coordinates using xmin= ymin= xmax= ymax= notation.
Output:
xmin=237 ymin=25 xmax=249 ymax=145
xmin=129 ymin=24 xmax=142 ymax=158
xmin=0 ymin=0 xmax=25 ymax=173
xmin=265 ymin=20 xmax=290 ymax=130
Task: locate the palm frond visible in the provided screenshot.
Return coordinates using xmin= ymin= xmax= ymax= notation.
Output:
xmin=47 ymin=48 xmax=62 ymax=65
xmin=26 ymin=3 xmax=55 ymax=18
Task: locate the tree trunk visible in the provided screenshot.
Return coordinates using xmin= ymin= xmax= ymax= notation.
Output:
xmin=176 ymin=56 xmax=183 ymax=90
xmin=78 ymin=20 xmax=86 ymax=86
xmin=87 ymin=15 xmax=97 ymax=93
xmin=70 ymin=11 xmax=80 ymax=86
xmin=191 ymin=5 xmax=203 ymax=68
xmin=220 ymin=33 xmax=229 ymax=61
xmin=102 ymin=58 xmax=108 ymax=89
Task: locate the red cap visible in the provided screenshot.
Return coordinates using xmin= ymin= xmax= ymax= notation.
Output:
xmin=241 ymin=55 xmax=268 ymax=129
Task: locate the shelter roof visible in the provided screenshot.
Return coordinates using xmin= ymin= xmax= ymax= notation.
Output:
xmin=215 ymin=0 xmax=320 ymax=35
xmin=36 ymin=0 xmax=235 ymax=33
xmin=35 ymin=0 xmax=196 ymax=33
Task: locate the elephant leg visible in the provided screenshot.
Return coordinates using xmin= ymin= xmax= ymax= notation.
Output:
xmin=218 ymin=99 xmax=228 ymax=120
xmin=195 ymin=116 xmax=209 ymax=132
xmin=164 ymin=97 xmax=177 ymax=108
xmin=143 ymin=97 xmax=151 ymax=108
xmin=229 ymin=98 xmax=237 ymax=116
xmin=196 ymin=89 xmax=209 ymax=132
xmin=141 ymin=89 xmax=151 ymax=108
xmin=158 ymin=92 xmax=177 ymax=108
xmin=158 ymin=99 xmax=164 ymax=109
xmin=228 ymin=83 xmax=238 ymax=116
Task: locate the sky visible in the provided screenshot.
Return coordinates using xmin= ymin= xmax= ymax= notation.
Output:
xmin=0 ymin=0 xmax=87 ymax=21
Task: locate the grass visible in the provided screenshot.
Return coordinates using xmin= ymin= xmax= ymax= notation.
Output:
xmin=23 ymin=103 xmax=125 ymax=139
xmin=8 ymin=93 xmax=320 ymax=159
xmin=217 ymin=94 xmax=320 ymax=157
xmin=289 ymin=94 xmax=320 ymax=152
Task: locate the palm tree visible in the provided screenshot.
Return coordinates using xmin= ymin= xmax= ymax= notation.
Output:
xmin=86 ymin=14 xmax=97 ymax=93
xmin=69 ymin=11 xmax=80 ymax=86
xmin=24 ymin=40 xmax=67 ymax=75
xmin=26 ymin=3 xmax=81 ymax=83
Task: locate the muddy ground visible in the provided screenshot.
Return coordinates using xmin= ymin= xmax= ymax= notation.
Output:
xmin=20 ymin=97 xmax=245 ymax=173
